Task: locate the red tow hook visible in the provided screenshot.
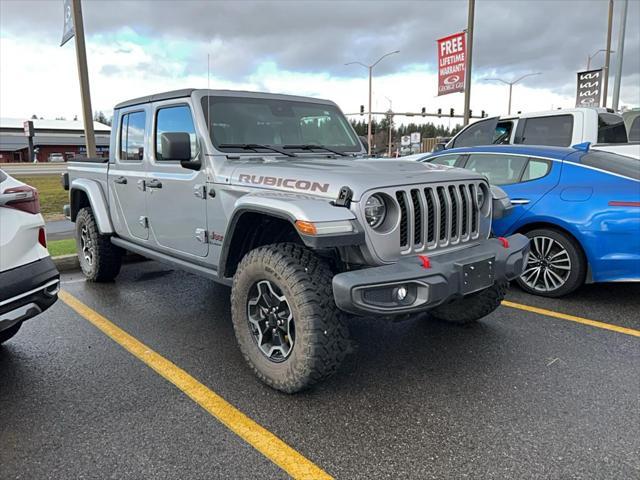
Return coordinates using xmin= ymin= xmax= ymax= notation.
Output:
xmin=418 ymin=254 xmax=431 ymax=269
xmin=497 ymin=237 xmax=509 ymax=248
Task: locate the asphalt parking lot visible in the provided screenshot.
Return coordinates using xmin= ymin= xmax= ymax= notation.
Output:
xmin=1 ymin=261 xmax=638 ymax=479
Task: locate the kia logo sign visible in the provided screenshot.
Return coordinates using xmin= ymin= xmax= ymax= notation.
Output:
xmin=444 ymin=75 xmax=460 ymax=85
xmin=575 ymin=69 xmax=602 ymax=107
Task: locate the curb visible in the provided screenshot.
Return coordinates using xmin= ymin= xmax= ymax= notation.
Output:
xmin=53 ymin=254 xmax=79 ymax=272
xmin=53 ymin=253 xmax=147 ymax=273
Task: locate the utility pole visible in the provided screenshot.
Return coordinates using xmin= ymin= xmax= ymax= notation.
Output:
xmin=346 ymin=50 xmax=400 ymax=155
xmin=602 ymin=0 xmax=614 ymax=107
xmin=463 ymin=0 xmax=475 ymax=126
xmin=612 ymin=0 xmax=628 ymax=111
xmin=70 ymin=0 xmax=96 ymax=157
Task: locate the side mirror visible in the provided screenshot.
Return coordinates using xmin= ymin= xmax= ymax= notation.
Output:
xmin=160 ymin=132 xmax=201 ymax=170
xmin=432 ymin=143 xmax=445 ymax=152
xmin=490 ymin=185 xmax=514 ymax=219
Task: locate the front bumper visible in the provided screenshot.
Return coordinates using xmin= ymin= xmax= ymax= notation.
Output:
xmin=333 ymin=234 xmax=529 ymax=316
xmin=0 ymin=257 xmax=60 ymax=332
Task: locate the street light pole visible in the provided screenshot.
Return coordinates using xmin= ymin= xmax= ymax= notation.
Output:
xmin=612 ymin=0 xmax=628 ymax=111
xmin=508 ymin=83 xmax=513 ymax=116
xmin=485 ymin=72 xmax=541 ymax=115
xmin=587 ymin=48 xmax=612 ymax=70
xmin=603 ymin=0 xmax=614 ymax=108
xmin=463 ymin=0 xmax=475 ymax=126
xmin=346 ymin=50 xmax=400 ymax=155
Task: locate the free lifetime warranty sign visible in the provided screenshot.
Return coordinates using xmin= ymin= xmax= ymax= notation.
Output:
xmin=437 ymin=31 xmax=466 ymax=96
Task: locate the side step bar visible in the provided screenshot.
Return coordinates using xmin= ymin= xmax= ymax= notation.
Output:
xmin=110 ymin=237 xmax=227 ymax=284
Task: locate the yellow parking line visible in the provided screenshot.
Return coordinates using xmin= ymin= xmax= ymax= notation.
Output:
xmin=58 ymin=290 xmax=332 ymax=480
xmin=502 ymin=300 xmax=640 ymax=338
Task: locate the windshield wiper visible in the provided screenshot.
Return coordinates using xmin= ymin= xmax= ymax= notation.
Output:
xmin=218 ymin=143 xmax=297 ymax=157
xmin=282 ymin=144 xmax=348 ymax=156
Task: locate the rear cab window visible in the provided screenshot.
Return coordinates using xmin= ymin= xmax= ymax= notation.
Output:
xmin=598 ymin=113 xmax=628 ymax=143
xmin=580 ymin=151 xmax=640 ymax=181
xmin=119 ymin=111 xmax=147 ymax=161
xmin=517 ymin=115 xmax=573 ymax=147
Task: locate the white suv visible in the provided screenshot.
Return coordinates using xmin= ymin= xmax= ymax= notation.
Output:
xmin=0 ymin=170 xmax=59 ymax=344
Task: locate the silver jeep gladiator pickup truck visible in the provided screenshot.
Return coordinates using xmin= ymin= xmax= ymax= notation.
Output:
xmin=63 ymin=88 xmax=529 ymax=393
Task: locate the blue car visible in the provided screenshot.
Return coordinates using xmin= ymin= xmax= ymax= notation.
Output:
xmin=419 ymin=145 xmax=640 ymax=297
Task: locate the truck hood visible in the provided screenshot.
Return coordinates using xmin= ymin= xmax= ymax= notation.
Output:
xmin=228 ymin=157 xmax=481 ymax=201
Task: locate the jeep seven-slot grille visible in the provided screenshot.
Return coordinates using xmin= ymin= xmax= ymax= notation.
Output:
xmin=395 ymin=191 xmax=408 ymax=248
xmin=396 ymin=182 xmax=481 ymax=253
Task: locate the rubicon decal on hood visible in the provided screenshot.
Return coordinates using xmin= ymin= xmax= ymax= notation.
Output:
xmin=238 ymin=174 xmax=330 ymax=193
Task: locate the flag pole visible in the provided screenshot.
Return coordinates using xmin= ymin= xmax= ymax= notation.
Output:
xmin=70 ymin=0 xmax=96 ymax=158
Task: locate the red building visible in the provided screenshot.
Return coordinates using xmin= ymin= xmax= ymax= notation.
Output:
xmin=0 ymin=118 xmax=110 ymax=162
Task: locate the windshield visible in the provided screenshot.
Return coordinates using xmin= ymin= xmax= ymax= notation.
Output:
xmin=201 ymin=96 xmax=361 ymax=154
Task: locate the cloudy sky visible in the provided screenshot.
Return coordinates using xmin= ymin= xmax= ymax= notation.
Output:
xmin=1 ymin=0 xmax=638 ymax=127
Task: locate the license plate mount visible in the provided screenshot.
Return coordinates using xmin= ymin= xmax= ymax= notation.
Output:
xmin=460 ymin=257 xmax=495 ymax=295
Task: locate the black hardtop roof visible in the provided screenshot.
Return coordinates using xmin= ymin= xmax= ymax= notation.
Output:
xmin=114 ymin=89 xmax=196 ymax=109
xmin=114 ymin=88 xmax=336 ymax=110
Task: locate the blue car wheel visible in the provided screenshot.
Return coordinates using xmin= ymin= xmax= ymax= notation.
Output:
xmin=517 ymin=228 xmax=587 ymax=297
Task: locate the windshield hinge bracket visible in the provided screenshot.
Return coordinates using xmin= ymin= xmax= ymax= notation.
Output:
xmin=333 ymin=186 xmax=353 ymax=208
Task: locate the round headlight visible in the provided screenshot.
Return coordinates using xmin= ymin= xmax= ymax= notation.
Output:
xmin=476 ymin=185 xmax=487 ymax=209
xmin=365 ymin=194 xmax=386 ymax=228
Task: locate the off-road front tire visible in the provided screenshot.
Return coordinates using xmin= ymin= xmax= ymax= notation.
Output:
xmin=75 ymin=207 xmax=122 ymax=282
xmin=0 ymin=322 xmax=22 ymax=344
xmin=429 ymin=281 xmax=507 ymax=324
xmin=231 ymin=243 xmax=350 ymax=393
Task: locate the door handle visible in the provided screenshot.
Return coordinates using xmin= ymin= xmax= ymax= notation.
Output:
xmin=147 ymin=179 xmax=163 ymax=189
xmin=510 ymin=198 xmax=530 ymax=205
xmin=114 ymin=176 xmax=127 ymax=185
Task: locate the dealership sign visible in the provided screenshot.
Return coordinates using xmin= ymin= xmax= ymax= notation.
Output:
xmin=575 ymin=69 xmax=603 ymax=107
xmin=23 ymin=121 xmax=34 ymax=137
xmin=437 ymin=31 xmax=466 ymax=96
xmin=60 ymin=0 xmax=75 ymax=46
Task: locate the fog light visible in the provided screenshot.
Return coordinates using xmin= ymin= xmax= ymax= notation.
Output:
xmin=395 ymin=286 xmax=408 ymax=301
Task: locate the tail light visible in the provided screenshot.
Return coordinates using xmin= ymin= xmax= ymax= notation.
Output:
xmin=0 ymin=186 xmax=40 ymax=214
xmin=608 ymin=201 xmax=640 ymax=207
xmin=38 ymin=227 xmax=47 ymax=248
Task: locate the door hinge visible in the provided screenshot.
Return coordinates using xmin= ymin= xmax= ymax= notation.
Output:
xmin=194 ymin=184 xmax=207 ymax=199
xmin=194 ymin=228 xmax=208 ymax=243
xmin=138 ymin=216 xmax=149 ymax=228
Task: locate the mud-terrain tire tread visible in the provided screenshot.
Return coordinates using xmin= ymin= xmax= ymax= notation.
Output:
xmin=429 ymin=281 xmax=508 ymax=324
xmin=76 ymin=207 xmax=122 ymax=282
xmin=0 ymin=322 xmax=22 ymax=344
xmin=231 ymin=243 xmax=349 ymax=393
xmin=516 ymin=228 xmax=586 ymax=298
